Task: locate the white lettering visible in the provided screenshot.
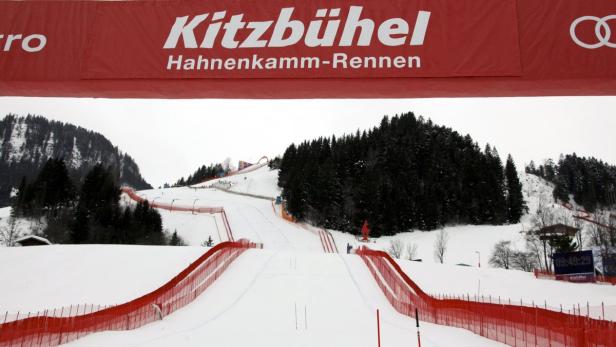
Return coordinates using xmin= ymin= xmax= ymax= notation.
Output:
xmin=21 ymin=34 xmax=46 ymax=52
xmin=410 ymin=11 xmax=431 ymax=45
xmin=340 ymin=6 xmax=374 ymax=46
xmin=240 ymin=21 xmax=273 ymax=48
xmin=221 ymin=14 xmax=246 ymax=48
xmin=4 ymin=34 xmax=22 ymax=52
xmin=163 ymin=7 xmax=431 ymax=49
xmin=378 ymin=18 xmax=409 ymax=46
xmin=332 ymin=52 xmax=348 ymax=68
xmin=305 ymin=9 xmax=341 ymax=47
xmin=167 ymin=54 xmax=183 ymax=69
xmin=201 ymin=11 xmax=226 ymax=48
xmin=269 ymin=8 xmax=304 ymax=47
xmin=164 ymin=14 xmax=209 ymax=49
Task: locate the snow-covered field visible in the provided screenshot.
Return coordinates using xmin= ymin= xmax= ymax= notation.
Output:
xmin=0 ymin=245 xmax=205 ymax=314
xmin=1 ymin=165 xmax=613 ymax=346
xmin=396 ymin=259 xmax=616 ymax=320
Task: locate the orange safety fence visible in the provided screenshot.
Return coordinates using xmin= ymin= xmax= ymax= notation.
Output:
xmin=0 ymin=240 xmax=258 ymax=347
xmin=121 ymin=187 xmax=234 ymax=241
xmin=356 ymin=247 xmax=616 ymax=347
xmin=280 ymin=202 xmax=295 ymax=223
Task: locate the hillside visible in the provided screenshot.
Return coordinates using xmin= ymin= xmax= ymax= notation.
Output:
xmin=278 ymin=113 xmax=525 ymax=236
xmin=0 ymin=114 xmax=151 ymax=206
xmin=2 ymin=164 xmax=615 ymax=346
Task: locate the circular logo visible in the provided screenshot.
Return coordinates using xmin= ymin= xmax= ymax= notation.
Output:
xmin=570 ymin=15 xmax=616 ymax=49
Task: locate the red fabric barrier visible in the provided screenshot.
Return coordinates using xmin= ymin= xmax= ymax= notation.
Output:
xmin=0 ymin=0 xmax=615 ymax=98
xmin=121 ymin=187 xmax=234 ymax=241
xmin=318 ymin=228 xmax=338 ymax=254
xmin=356 ymin=247 xmax=616 ymax=347
xmin=0 ymin=240 xmax=256 ymax=347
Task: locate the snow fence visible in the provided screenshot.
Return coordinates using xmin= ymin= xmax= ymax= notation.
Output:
xmin=0 ymin=239 xmax=258 ymax=346
xmin=121 ymin=187 xmax=234 ymax=241
xmin=356 ymin=247 xmax=616 ymax=347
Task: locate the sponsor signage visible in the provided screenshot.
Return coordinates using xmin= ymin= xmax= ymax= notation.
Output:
xmin=81 ymin=1 xmax=520 ymax=79
xmin=0 ymin=0 xmax=615 ymax=98
xmin=553 ymin=250 xmax=595 ymax=276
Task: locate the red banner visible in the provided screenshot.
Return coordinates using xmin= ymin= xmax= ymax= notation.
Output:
xmin=0 ymin=0 xmax=614 ymax=98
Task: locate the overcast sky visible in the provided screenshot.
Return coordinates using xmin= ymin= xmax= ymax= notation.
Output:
xmin=1 ymin=96 xmax=615 ymax=188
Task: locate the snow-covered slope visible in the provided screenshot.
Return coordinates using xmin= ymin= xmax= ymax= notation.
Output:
xmin=192 ymin=164 xmax=281 ymax=199
xmin=129 ymin=187 xmax=321 ymax=251
xmin=0 ymin=245 xmax=205 ymax=313
xmin=66 ymin=249 xmax=505 ymax=347
xmin=396 ymin=259 xmax=616 ymax=320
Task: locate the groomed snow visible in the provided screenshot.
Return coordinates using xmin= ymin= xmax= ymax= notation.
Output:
xmin=193 ymin=164 xmax=281 ymax=199
xmin=0 ymin=245 xmax=205 ymax=314
xmin=66 ymin=250 xmax=506 ymax=347
xmin=395 ymin=259 xmax=616 ymax=320
xmin=130 ymin=186 xmax=322 ymax=251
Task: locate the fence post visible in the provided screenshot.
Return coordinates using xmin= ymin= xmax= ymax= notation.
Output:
xmin=534 ymin=305 xmax=538 ymax=346
xmin=415 ymin=308 xmax=421 ymax=347
xmin=602 ymin=302 xmax=605 ymax=320
xmin=376 ymin=309 xmax=381 ymax=347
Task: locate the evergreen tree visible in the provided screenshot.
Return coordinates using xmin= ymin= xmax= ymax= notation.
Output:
xmin=505 ymin=155 xmax=526 ymax=223
xmin=528 ymin=154 xmax=616 ymax=212
xmin=278 ymin=113 xmax=514 ymax=234
xmin=70 ymin=205 xmax=90 ymax=243
xmin=169 ymin=231 xmax=181 ymax=246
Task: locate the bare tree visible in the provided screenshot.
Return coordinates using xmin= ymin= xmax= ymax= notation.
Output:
xmin=388 ymin=238 xmax=404 ymax=259
xmin=433 ymin=228 xmax=449 ymax=264
xmin=525 ymin=197 xmax=565 ymax=271
xmin=587 ymin=211 xmax=616 ymax=264
xmin=511 ymin=251 xmax=537 ymax=272
xmin=0 ymin=215 xmax=19 ymax=247
xmin=489 ymin=240 xmax=513 ymax=269
xmin=405 ymin=243 xmax=418 ymax=260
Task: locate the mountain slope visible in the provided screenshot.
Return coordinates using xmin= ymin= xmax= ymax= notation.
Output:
xmin=0 ymin=114 xmax=151 ymax=205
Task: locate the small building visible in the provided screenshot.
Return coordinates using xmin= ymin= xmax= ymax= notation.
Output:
xmin=15 ymin=235 xmax=52 ymax=247
xmin=535 ymin=223 xmax=579 ymax=240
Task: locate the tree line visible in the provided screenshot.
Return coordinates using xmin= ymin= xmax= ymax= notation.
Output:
xmin=12 ymin=158 xmax=171 ymax=245
xmin=278 ymin=113 xmax=526 ymax=237
xmin=0 ymin=114 xmax=152 ymax=206
xmin=526 ymin=154 xmax=616 ymax=212
xmin=169 ymin=163 xmax=228 ymax=187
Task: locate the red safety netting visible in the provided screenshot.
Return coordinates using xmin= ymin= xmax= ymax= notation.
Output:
xmin=356 ymin=247 xmax=616 ymax=347
xmin=121 ymin=187 xmax=234 ymax=241
xmin=0 ymin=240 xmax=257 ymax=347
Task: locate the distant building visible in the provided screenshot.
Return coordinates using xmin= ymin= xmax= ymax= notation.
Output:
xmin=15 ymin=235 xmax=52 ymax=247
xmin=535 ymin=223 xmax=579 ymax=240
xmin=238 ymin=160 xmax=253 ymax=171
